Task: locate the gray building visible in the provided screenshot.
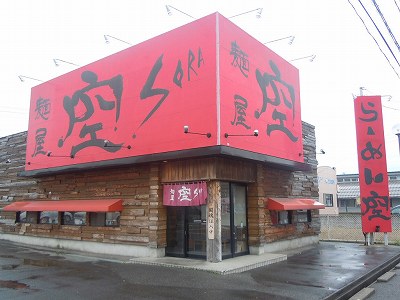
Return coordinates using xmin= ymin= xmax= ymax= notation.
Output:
xmin=337 ymin=171 xmax=400 ymax=213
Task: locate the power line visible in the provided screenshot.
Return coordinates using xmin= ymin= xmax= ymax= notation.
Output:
xmin=0 ymin=110 xmax=28 ymax=115
xmin=357 ymin=0 xmax=400 ymax=68
xmin=348 ymin=0 xmax=400 ymax=78
xmin=0 ymin=107 xmax=28 ymax=115
xmin=395 ymin=0 xmax=400 ymax=14
xmin=372 ymin=0 xmax=400 ymax=52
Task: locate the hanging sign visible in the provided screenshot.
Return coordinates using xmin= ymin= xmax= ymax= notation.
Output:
xmin=163 ymin=182 xmax=208 ymax=206
xmin=354 ymin=96 xmax=391 ymax=233
xmin=207 ymin=201 xmax=215 ymax=240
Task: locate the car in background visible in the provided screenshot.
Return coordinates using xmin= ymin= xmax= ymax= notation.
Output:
xmin=391 ymin=205 xmax=400 ymax=214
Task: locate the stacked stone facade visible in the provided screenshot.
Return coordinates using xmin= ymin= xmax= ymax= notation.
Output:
xmin=0 ymin=121 xmax=320 ymax=257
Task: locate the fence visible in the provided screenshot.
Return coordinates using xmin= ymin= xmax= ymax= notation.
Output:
xmin=319 ymin=213 xmax=400 ymax=245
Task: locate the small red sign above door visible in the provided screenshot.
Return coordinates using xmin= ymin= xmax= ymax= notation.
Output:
xmin=163 ymin=182 xmax=208 ymax=206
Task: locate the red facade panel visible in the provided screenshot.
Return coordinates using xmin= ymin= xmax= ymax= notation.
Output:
xmin=218 ymin=15 xmax=303 ymax=162
xmin=25 ymin=13 xmax=303 ymax=172
xmin=26 ymin=14 xmax=217 ymax=171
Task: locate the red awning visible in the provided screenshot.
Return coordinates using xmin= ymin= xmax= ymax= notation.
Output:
xmin=2 ymin=199 xmax=123 ymax=212
xmin=266 ymin=198 xmax=325 ymax=211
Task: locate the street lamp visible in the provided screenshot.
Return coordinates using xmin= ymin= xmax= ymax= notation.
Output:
xmin=393 ymin=124 xmax=400 ymax=155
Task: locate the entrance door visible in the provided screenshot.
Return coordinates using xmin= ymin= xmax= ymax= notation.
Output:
xmin=221 ymin=182 xmax=249 ymax=258
xmin=166 ymin=182 xmax=248 ymax=260
xmin=165 ymin=207 xmax=185 ymax=257
xmin=186 ymin=206 xmax=207 ymax=257
xmin=166 ymin=206 xmax=207 ymax=258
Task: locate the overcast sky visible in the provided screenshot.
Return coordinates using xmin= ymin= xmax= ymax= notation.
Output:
xmin=1 ymin=0 xmax=399 ymax=174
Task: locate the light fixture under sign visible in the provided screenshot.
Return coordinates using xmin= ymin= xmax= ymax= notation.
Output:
xmin=183 ymin=125 xmax=211 ymax=138
xmin=46 ymin=151 xmax=75 ymax=158
xmin=225 ymin=130 xmax=259 ymax=138
xmin=103 ymin=140 xmax=132 ymax=149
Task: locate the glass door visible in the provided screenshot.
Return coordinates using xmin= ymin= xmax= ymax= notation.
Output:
xmin=186 ymin=206 xmax=207 ymax=258
xmin=232 ymin=184 xmax=248 ymax=255
xmin=166 ymin=206 xmax=207 ymax=259
xmin=221 ymin=182 xmax=249 ymax=259
xmin=166 ymin=182 xmax=248 ymax=260
xmin=166 ymin=207 xmax=185 ymax=257
xmin=221 ymin=182 xmax=232 ymax=257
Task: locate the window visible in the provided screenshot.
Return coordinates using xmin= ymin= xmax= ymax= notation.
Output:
xmin=297 ymin=210 xmax=311 ymax=223
xmin=39 ymin=211 xmax=59 ymax=224
xmin=62 ymin=212 xmax=86 ymax=225
xmin=15 ymin=210 xmax=120 ymax=227
xmin=106 ymin=212 xmax=120 ymax=226
xmin=278 ymin=211 xmax=291 ymax=225
xmin=18 ymin=211 xmax=38 ymax=223
xmin=324 ymin=193 xmax=334 ymax=207
xmin=270 ymin=211 xmax=292 ymax=225
xmin=89 ymin=212 xmax=120 ymax=226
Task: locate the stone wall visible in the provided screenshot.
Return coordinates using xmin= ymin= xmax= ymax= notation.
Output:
xmin=0 ymin=132 xmax=37 ymax=222
xmin=248 ymin=121 xmax=320 ymax=247
xmin=0 ymin=131 xmax=165 ymax=248
xmin=0 ymin=121 xmax=319 ymax=254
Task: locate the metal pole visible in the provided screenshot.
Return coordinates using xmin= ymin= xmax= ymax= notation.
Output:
xmin=327 ymin=215 xmax=331 ymax=240
xmin=384 ymin=232 xmax=388 ymax=246
xmin=396 ymin=134 xmax=400 ymax=155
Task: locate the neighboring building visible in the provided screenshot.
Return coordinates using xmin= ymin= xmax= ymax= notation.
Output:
xmin=337 ymin=171 xmax=400 ymax=213
xmin=317 ymin=166 xmax=338 ymax=215
xmin=0 ymin=13 xmax=323 ymax=262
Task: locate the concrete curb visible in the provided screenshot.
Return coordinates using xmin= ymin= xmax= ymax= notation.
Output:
xmin=128 ymin=253 xmax=287 ymax=275
xmin=377 ymin=271 xmax=396 ymax=282
xmin=323 ymin=252 xmax=400 ymax=300
xmin=348 ymin=287 xmax=375 ymax=300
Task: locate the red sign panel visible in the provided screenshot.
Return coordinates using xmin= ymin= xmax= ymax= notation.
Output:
xmin=25 ymin=13 xmax=303 ymax=172
xmin=163 ymin=182 xmax=207 ymax=206
xmin=218 ymin=15 xmax=303 ymax=162
xmin=354 ymin=96 xmax=391 ymax=233
xmin=25 ymin=14 xmax=217 ymax=171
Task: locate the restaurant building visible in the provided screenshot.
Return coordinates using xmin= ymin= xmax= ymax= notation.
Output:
xmin=0 ymin=13 xmax=323 ymax=262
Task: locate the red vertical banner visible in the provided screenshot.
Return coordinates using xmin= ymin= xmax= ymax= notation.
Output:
xmin=354 ymin=96 xmax=391 ymax=233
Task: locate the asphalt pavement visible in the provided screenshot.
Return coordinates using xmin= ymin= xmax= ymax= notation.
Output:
xmin=0 ymin=239 xmax=400 ymax=299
